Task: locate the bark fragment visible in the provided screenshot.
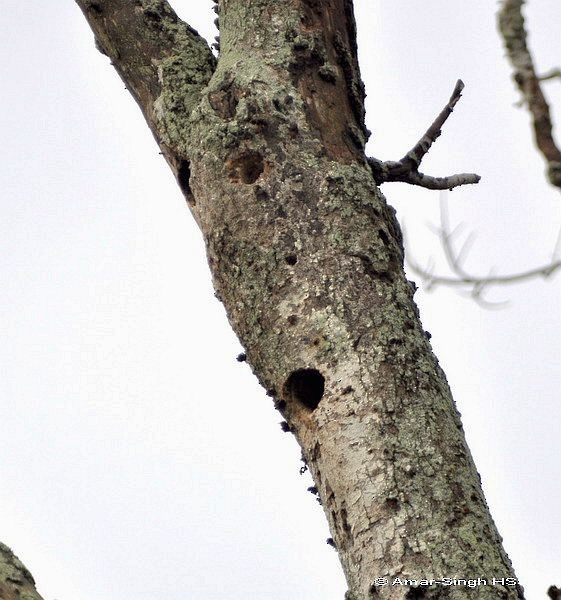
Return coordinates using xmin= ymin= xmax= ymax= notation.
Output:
xmin=0 ymin=543 xmax=44 ymax=600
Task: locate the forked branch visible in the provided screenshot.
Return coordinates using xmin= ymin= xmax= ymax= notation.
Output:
xmin=368 ymin=80 xmax=481 ymax=190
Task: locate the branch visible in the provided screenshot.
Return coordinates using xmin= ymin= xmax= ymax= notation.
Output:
xmin=0 ymin=543 xmax=44 ymax=600
xmin=548 ymin=586 xmax=561 ymax=600
xmin=406 ymin=194 xmax=561 ymax=305
xmin=539 ymin=68 xmax=561 ymax=82
xmin=74 ymin=0 xmax=216 ymax=198
xmin=498 ymin=0 xmax=561 ymax=189
xmin=368 ymin=80 xmax=481 ymax=190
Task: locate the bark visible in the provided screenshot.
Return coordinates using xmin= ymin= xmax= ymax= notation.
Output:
xmin=498 ymin=0 xmax=561 ymax=189
xmin=0 ymin=543 xmax=44 ymax=600
xmin=40 ymin=1 xmax=523 ymax=598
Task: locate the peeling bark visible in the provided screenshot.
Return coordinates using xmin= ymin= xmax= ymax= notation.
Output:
xmin=48 ymin=1 xmax=526 ymax=598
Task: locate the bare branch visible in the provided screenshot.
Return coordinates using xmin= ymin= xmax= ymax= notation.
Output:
xmin=368 ymin=80 xmax=481 ymax=190
xmin=406 ymin=194 xmax=561 ymax=303
xmin=74 ymin=0 xmax=216 ymax=196
xmin=74 ymin=0 xmax=217 ymax=205
xmin=548 ymin=586 xmax=561 ymax=600
xmin=498 ymin=0 xmax=561 ymax=189
xmin=395 ymin=169 xmax=481 ymax=191
xmin=402 ymin=79 xmax=465 ymax=170
xmin=539 ymin=68 xmax=561 ymax=82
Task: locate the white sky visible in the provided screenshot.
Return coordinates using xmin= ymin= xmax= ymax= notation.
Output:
xmin=1 ymin=1 xmax=560 ymax=599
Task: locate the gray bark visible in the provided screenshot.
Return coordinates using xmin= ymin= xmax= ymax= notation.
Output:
xmin=0 ymin=543 xmax=43 ymax=600
xmin=1 ymin=1 xmax=523 ymax=598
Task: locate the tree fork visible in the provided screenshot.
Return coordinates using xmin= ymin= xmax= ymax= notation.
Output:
xmin=1 ymin=1 xmax=524 ymax=598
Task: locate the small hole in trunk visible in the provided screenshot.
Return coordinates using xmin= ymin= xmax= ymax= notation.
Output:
xmin=284 ymin=369 xmax=325 ymax=410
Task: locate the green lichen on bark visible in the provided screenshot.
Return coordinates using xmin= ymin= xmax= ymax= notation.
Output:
xmin=75 ymin=0 xmax=216 ymax=155
xmin=150 ymin=7 xmax=217 ymax=153
xmin=186 ymin=3 xmax=520 ymax=597
xmin=71 ymin=1 xmax=523 ymax=599
xmin=0 ymin=543 xmax=43 ymax=600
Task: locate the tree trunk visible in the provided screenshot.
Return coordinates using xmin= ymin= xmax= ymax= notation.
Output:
xmin=6 ymin=1 xmax=522 ymax=598
xmin=0 ymin=543 xmax=43 ymax=600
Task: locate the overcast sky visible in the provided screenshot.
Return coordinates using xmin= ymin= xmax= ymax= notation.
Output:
xmin=1 ymin=2 xmax=560 ymax=599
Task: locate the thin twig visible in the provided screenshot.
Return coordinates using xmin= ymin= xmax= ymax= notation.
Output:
xmin=368 ymin=80 xmax=481 ymax=191
xmin=498 ymin=0 xmax=561 ymax=189
xmin=539 ymin=68 xmax=561 ymax=82
xmin=402 ymin=79 xmax=465 ymax=170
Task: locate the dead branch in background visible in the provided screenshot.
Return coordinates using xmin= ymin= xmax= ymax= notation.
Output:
xmin=368 ymin=79 xmax=481 ymax=190
xmin=539 ymin=68 xmax=561 ymax=82
xmin=406 ymin=194 xmax=561 ymax=306
xmin=409 ymin=2 xmax=561 ymax=303
xmin=498 ymin=0 xmax=561 ymax=189
xmin=548 ymin=586 xmax=561 ymax=600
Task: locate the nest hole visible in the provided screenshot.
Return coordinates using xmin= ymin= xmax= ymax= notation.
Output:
xmin=405 ymin=587 xmax=428 ymax=599
xmin=227 ymin=150 xmax=264 ymax=184
xmin=87 ymin=1 xmax=103 ymax=13
xmin=285 ymin=254 xmax=298 ymax=265
xmin=177 ymin=160 xmax=194 ymax=204
xmin=378 ymin=228 xmax=390 ymax=246
xmin=284 ymin=368 xmax=325 ymax=411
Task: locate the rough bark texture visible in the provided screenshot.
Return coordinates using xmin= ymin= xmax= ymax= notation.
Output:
xmin=64 ymin=1 xmax=525 ymax=598
xmin=0 ymin=544 xmax=43 ymax=600
xmin=76 ymin=0 xmax=217 ymax=203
